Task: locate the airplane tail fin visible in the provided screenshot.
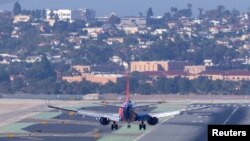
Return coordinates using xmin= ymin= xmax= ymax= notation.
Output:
xmin=125 ymin=72 xmax=130 ymax=102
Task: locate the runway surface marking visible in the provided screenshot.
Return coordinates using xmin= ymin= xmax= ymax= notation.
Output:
xmin=223 ymin=106 xmax=239 ymax=125
xmin=133 ymin=117 xmax=171 ymax=141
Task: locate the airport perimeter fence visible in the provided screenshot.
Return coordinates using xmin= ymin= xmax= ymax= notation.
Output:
xmin=0 ymin=94 xmax=84 ymax=100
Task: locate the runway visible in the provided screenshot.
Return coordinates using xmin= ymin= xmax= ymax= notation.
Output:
xmin=136 ymin=103 xmax=250 ymax=141
xmin=1 ymin=103 xmax=250 ymax=141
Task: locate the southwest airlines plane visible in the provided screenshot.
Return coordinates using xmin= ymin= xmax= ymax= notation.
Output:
xmin=49 ymin=73 xmax=207 ymax=130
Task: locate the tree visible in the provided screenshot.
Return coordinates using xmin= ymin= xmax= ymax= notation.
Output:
xmin=187 ymin=3 xmax=192 ymax=10
xmin=0 ymin=67 xmax=10 ymax=82
xmin=170 ymin=7 xmax=178 ymax=15
xmin=198 ymin=8 xmax=203 ymax=18
xmin=177 ymin=78 xmax=191 ymax=94
xmin=42 ymin=9 xmax=46 ymax=19
xmin=49 ymin=10 xmax=55 ymax=19
xmin=53 ymin=21 xmax=69 ymax=33
xmin=54 ymin=14 xmax=59 ymax=22
xmin=146 ymin=7 xmax=153 ymax=26
xmin=216 ymin=5 xmax=225 ymax=16
xmin=13 ymin=1 xmax=22 ymax=16
xmin=27 ymin=56 xmax=56 ymax=80
xmin=11 ymin=77 xmax=25 ymax=92
xmin=138 ymin=12 xmax=144 ymax=17
xmin=0 ymin=16 xmax=12 ymax=34
xmin=109 ymin=14 xmax=121 ymax=25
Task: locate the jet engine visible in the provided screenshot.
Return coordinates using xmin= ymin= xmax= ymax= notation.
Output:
xmin=99 ymin=117 xmax=110 ymax=125
xmin=147 ymin=117 xmax=158 ymax=125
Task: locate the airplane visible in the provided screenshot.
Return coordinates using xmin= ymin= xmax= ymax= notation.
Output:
xmin=48 ymin=73 xmax=208 ymax=130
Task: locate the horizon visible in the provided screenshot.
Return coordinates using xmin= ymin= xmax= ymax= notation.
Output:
xmin=0 ymin=0 xmax=250 ymax=16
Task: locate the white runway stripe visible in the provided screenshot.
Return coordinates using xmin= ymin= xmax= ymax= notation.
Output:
xmin=223 ymin=106 xmax=239 ymax=125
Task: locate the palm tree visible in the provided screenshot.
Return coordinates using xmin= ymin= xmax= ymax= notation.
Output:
xmin=170 ymin=7 xmax=178 ymax=15
xmin=217 ymin=5 xmax=225 ymax=16
xmin=198 ymin=8 xmax=203 ymax=18
xmin=187 ymin=3 xmax=192 ymax=10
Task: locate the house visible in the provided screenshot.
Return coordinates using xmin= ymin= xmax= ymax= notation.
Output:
xmin=121 ymin=27 xmax=139 ymax=34
xmin=152 ymin=29 xmax=167 ymax=35
xmin=105 ymin=37 xmax=124 ymax=45
xmin=243 ymin=42 xmax=250 ymax=49
xmin=216 ymin=39 xmax=230 ymax=47
xmin=82 ymin=28 xmax=103 ymax=37
xmin=110 ymin=56 xmax=123 ymax=64
xmin=13 ymin=15 xmax=31 ymax=23
xmin=72 ymin=65 xmax=91 ymax=74
xmin=209 ymin=27 xmax=219 ymax=34
xmin=204 ymin=60 xmax=214 ymax=66
xmin=210 ymin=20 xmax=220 ymax=26
xmin=25 ymin=56 xmax=42 ymax=63
xmin=167 ymin=21 xmax=177 ymax=29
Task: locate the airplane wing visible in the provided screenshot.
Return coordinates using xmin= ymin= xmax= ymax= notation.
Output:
xmin=77 ymin=110 xmax=120 ymax=121
xmin=95 ymin=101 xmax=164 ymax=109
xmin=146 ymin=105 xmax=210 ymax=118
xmin=48 ymin=105 xmax=120 ymax=122
xmin=93 ymin=103 xmax=123 ymax=108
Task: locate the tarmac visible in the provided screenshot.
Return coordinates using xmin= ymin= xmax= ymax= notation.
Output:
xmin=1 ymin=100 xmax=250 ymax=141
xmin=135 ymin=103 xmax=250 ymax=141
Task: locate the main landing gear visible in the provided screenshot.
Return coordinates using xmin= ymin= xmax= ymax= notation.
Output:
xmin=111 ymin=121 xmax=118 ymax=130
xmin=139 ymin=121 xmax=146 ymax=130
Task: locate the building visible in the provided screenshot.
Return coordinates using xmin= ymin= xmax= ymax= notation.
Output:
xmin=200 ymin=70 xmax=250 ymax=81
xmin=120 ymin=17 xmax=146 ymax=28
xmin=71 ymin=9 xmax=83 ymax=20
xmin=46 ymin=9 xmax=71 ymax=21
xmin=204 ymin=59 xmax=214 ymax=66
xmin=84 ymin=74 xmax=121 ymax=84
xmin=184 ymin=65 xmax=207 ymax=74
xmin=0 ymin=10 xmax=11 ymax=17
xmin=135 ymin=62 xmax=250 ymax=82
xmin=121 ymin=27 xmax=139 ymax=34
xmin=45 ymin=8 xmax=95 ymax=22
xmin=62 ymin=76 xmax=83 ymax=83
xmin=62 ymin=74 xmax=122 ymax=84
xmin=63 ymin=64 xmax=123 ymax=84
xmin=72 ymin=65 xmax=91 ymax=74
xmin=105 ymin=37 xmax=124 ymax=45
xmin=25 ymin=56 xmax=42 ymax=63
xmin=13 ymin=15 xmax=31 ymax=23
xmin=82 ymin=8 xmax=96 ymax=21
xmin=130 ymin=61 xmax=193 ymax=72
xmin=223 ymin=71 xmax=250 ymax=81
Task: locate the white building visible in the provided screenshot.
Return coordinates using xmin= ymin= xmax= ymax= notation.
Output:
xmin=120 ymin=17 xmax=146 ymax=28
xmin=46 ymin=9 xmax=72 ymax=21
xmin=45 ymin=9 xmax=95 ymax=22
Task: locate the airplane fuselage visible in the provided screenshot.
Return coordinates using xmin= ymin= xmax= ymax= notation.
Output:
xmin=119 ymin=101 xmax=137 ymax=123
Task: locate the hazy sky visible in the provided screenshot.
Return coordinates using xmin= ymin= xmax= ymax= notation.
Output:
xmin=0 ymin=0 xmax=250 ymax=16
